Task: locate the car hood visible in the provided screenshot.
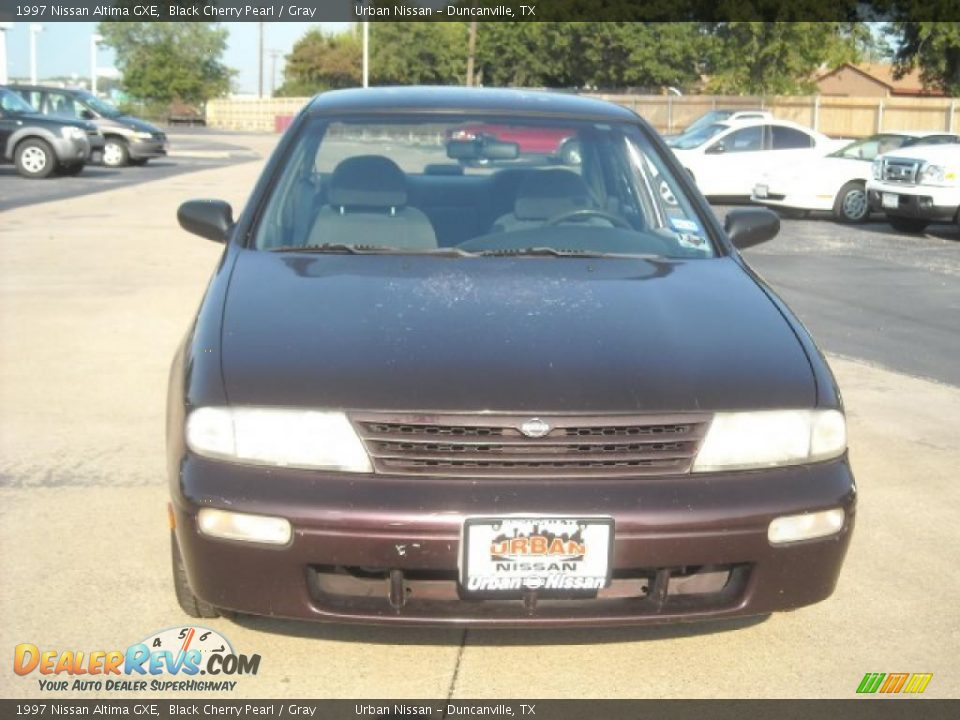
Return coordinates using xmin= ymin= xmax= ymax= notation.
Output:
xmin=219 ymin=252 xmax=816 ymax=413
xmin=116 ymin=115 xmax=161 ymax=134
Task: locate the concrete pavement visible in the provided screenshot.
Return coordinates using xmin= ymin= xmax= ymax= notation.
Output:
xmin=1 ymin=152 xmax=957 ymax=700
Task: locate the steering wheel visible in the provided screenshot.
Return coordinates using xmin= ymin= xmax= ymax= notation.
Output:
xmin=545 ymin=208 xmax=631 ymax=229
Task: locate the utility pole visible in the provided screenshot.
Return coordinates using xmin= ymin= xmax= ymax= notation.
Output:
xmin=0 ymin=23 xmax=11 ymax=86
xmin=29 ymin=24 xmax=43 ymax=85
xmin=258 ymin=22 xmax=265 ymax=98
xmin=90 ymin=33 xmax=102 ymax=95
xmin=269 ymin=50 xmax=281 ymax=97
xmin=362 ymin=21 xmax=369 ymax=88
xmin=466 ymin=21 xmax=477 ymax=86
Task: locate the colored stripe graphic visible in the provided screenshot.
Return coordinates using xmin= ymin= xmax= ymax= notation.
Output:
xmin=857 ymin=672 xmax=933 ymax=694
xmin=857 ymin=673 xmax=885 ymax=694
xmin=880 ymin=673 xmax=909 ymax=693
xmin=903 ymin=673 xmax=933 ymax=694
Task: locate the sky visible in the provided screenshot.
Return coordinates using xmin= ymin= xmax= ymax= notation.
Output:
xmin=2 ymin=22 xmax=351 ymax=95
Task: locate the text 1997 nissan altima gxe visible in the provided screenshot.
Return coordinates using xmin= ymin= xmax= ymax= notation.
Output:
xmin=167 ymin=87 xmax=855 ymax=627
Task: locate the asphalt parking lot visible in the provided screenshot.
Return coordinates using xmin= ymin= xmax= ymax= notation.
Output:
xmin=1 ymin=133 xmax=958 ymax=699
xmin=0 ymin=130 xmax=262 ymax=212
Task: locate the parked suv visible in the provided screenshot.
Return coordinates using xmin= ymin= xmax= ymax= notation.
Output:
xmin=0 ymin=86 xmax=101 ymax=178
xmin=867 ymin=143 xmax=960 ymax=233
xmin=10 ymin=84 xmax=167 ymax=167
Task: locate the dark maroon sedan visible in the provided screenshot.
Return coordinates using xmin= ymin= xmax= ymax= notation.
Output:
xmin=168 ymin=87 xmax=855 ymax=627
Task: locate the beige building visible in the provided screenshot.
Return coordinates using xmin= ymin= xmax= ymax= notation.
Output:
xmin=816 ymin=63 xmax=944 ymax=97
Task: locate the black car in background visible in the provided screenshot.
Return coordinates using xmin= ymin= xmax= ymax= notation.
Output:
xmin=11 ymin=84 xmax=167 ymax=167
xmin=0 ymin=86 xmax=102 ymax=178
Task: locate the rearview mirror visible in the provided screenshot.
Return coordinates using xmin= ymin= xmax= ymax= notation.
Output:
xmin=706 ymin=141 xmax=725 ymax=155
xmin=724 ymin=208 xmax=780 ymax=249
xmin=177 ymin=199 xmax=234 ymax=243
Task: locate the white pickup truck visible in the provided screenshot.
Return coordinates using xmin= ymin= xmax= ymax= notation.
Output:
xmin=866 ymin=143 xmax=960 ymax=233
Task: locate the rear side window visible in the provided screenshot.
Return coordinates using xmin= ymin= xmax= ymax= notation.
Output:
xmin=44 ymin=92 xmax=83 ymax=119
xmin=771 ymin=126 xmax=813 ymax=149
xmin=721 ymin=126 xmax=764 ymax=153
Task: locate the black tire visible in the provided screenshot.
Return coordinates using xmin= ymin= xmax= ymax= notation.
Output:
xmin=887 ymin=215 xmax=929 ymax=234
xmin=103 ymin=138 xmax=130 ymax=168
xmin=59 ymin=162 xmax=85 ymax=176
xmin=14 ymin=138 xmax=56 ymax=179
xmin=832 ymin=181 xmax=870 ymax=223
xmin=171 ymin=533 xmax=220 ymax=619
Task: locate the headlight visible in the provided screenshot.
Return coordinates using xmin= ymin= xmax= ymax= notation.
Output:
xmin=918 ymin=163 xmax=956 ymax=185
xmin=186 ymin=407 xmax=373 ymax=472
xmin=692 ymin=409 xmax=846 ymax=472
xmin=132 ymin=131 xmax=154 ymax=140
xmin=871 ymin=159 xmax=882 ymax=180
xmin=60 ymin=126 xmax=86 ymax=141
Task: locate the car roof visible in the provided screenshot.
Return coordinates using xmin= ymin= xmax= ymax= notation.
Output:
xmin=8 ymin=83 xmax=87 ymax=94
xmin=306 ymin=86 xmax=639 ymax=122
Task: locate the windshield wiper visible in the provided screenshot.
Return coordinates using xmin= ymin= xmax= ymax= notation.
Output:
xmin=477 ymin=247 xmax=613 ymax=258
xmin=268 ymin=244 xmax=477 ymax=257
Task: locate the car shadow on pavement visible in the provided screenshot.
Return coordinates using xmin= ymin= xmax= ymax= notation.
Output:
xmin=229 ymin=613 xmax=770 ymax=646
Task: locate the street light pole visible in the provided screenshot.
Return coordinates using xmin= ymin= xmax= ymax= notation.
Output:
xmin=269 ymin=49 xmax=281 ymax=97
xmin=0 ymin=23 xmax=12 ymax=86
xmin=29 ymin=24 xmax=43 ymax=85
xmin=362 ymin=21 xmax=369 ymax=88
xmin=258 ymin=22 xmax=265 ymax=99
xmin=90 ymin=33 xmax=103 ymax=95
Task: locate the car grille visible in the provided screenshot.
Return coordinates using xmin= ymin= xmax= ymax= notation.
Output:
xmin=350 ymin=413 xmax=711 ymax=477
xmin=881 ymin=158 xmax=921 ymax=184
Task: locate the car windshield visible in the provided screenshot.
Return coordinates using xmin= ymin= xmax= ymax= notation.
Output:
xmin=0 ymin=88 xmax=37 ymax=115
xmin=830 ymin=134 xmax=909 ymax=161
xmin=682 ymin=111 xmax=732 ymax=135
xmin=252 ymin=114 xmax=717 ymax=259
xmin=77 ymin=91 xmax=122 ymax=118
xmin=668 ymin=123 xmax=729 ymax=150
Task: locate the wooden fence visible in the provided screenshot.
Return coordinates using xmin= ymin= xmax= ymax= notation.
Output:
xmin=206 ymin=93 xmax=960 ymax=138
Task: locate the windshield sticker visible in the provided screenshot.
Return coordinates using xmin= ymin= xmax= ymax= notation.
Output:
xmin=670 ymin=217 xmax=701 ymax=233
xmin=676 ymin=233 xmax=708 ymax=251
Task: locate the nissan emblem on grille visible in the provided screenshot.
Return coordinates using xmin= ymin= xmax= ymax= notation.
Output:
xmin=519 ymin=418 xmax=551 ymax=438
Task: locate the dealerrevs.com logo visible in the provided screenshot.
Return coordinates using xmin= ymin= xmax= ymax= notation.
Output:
xmin=13 ymin=626 xmax=260 ymax=692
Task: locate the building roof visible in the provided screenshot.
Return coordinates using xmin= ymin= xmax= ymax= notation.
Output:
xmin=818 ymin=63 xmax=944 ymax=97
xmin=307 ymin=86 xmax=640 ymax=121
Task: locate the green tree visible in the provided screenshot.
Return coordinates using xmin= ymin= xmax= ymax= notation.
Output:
xmin=706 ymin=21 xmax=871 ymax=95
xmin=370 ymin=23 xmax=468 ymax=85
xmin=97 ymin=23 xmax=233 ymax=104
xmin=276 ymin=28 xmax=362 ymax=97
xmin=889 ymin=21 xmax=960 ymax=95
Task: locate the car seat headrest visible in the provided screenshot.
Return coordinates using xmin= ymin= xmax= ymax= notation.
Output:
xmin=328 ymin=155 xmax=407 ymax=210
xmin=514 ymin=169 xmax=592 ymax=221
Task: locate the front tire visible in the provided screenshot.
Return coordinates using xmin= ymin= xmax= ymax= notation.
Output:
xmin=15 ymin=139 xmax=56 ymax=179
xmin=171 ymin=532 xmax=220 ymax=619
xmin=103 ymin=138 xmax=129 ymax=167
xmin=887 ymin=215 xmax=929 ymax=234
xmin=833 ymin=181 xmax=869 ymax=223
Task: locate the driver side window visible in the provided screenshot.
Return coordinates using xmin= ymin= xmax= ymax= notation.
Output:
xmin=714 ymin=126 xmax=764 ymax=153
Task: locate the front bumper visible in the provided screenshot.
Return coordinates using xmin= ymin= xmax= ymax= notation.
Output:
xmin=51 ymin=136 xmax=91 ymax=164
xmin=866 ymin=182 xmax=958 ymax=222
xmin=128 ymin=136 xmax=167 ymax=160
xmin=172 ymin=456 xmax=856 ymax=627
xmin=752 ymin=185 xmax=835 ymax=212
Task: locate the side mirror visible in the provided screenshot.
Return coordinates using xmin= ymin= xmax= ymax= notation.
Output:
xmin=80 ymin=109 xmax=95 ymax=120
xmin=177 ymin=199 xmax=234 ymax=243
xmin=724 ymin=208 xmax=780 ymax=250
xmin=706 ymin=141 xmax=725 ymax=155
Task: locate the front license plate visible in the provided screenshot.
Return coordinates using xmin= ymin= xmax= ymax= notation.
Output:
xmin=882 ymin=192 xmax=899 ymax=209
xmin=754 ymin=184 xmax=768 ymax=198
xmin=459 ymin=516 xmax=613 ymax=595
